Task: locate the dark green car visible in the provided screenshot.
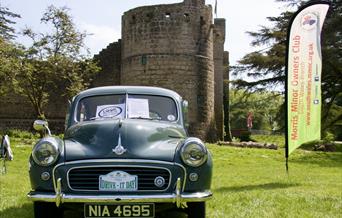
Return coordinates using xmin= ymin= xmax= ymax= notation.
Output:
xmin=28 ymin=86 xmax=212 ymax=218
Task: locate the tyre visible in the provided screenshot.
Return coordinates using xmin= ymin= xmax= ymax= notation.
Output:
xmin=34 ymin=202 xmax=64 ymax=218
xmin=158 ymin=210 xmax=187 ymax=218
xmin=187 ymin=202 xmax=205 ymax=218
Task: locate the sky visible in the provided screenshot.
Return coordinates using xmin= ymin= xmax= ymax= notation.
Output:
xmin=2 ymin=0 xmax=286 ymax=66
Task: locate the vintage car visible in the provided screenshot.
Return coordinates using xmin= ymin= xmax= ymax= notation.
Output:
xmin=27 ymin=86 xmax=212 ymax=218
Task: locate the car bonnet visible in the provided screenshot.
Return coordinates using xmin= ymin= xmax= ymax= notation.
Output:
xmin=63 ymin=119 xmax=186 ymax=162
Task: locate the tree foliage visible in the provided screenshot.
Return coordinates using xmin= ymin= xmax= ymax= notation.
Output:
xmin=0 ymin=6 xmax=21 ymax=96
xmin=320 ymin=0 xmax=342 ymax=139
xmin=232 ymin=11 xmax=292 ymax=91
xmin=0 ymin=39 xmax=21 ymax=96
xmin=232 ymin=0 xmax=342 ymax=139
xmin=229 ymin=89 xmax=284 ymax=131
xmin=0 ymin=5 xmax=20 ymax=41
xmin=14 ymin=5 xmax=99 ymax=118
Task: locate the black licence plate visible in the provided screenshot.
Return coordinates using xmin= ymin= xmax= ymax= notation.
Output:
xmin=84 ymin=203 xmax=155 ymax=218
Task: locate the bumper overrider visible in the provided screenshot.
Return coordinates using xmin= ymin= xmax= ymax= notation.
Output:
xmin=27 ymin=178 xmax=212 ymax=208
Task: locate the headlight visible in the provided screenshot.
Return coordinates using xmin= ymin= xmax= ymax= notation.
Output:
xmin=180 ymin=138 xmax=208 ymax=167
xmin=32 ymin=138 xmax=60 ymax=166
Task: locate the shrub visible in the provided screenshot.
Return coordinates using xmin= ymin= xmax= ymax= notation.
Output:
xmin=6 ymin=129 xmax=39 ymax=139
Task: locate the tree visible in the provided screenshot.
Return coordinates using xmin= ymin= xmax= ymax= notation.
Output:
xmin=14 ymin=5 xmax=99 ymax=118
xmin=232 ymin=10 xmax=292 ymax=90
xmin=0 ymin=5 xmax=20 ymax=41
xmin=232 ymin=0 xmax=342 ymax=139
xmin=0 ymin=39 xmax=22 ymax=96
xmin=0 ymin=5 xmax=21 ymax=96
xmin=229 ymin=89 xmax=284 ymax=132
xmin=320 ymin=0 xmax=342 ymax=139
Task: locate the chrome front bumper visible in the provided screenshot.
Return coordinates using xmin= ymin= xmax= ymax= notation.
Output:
xmin=27 ymin=178 xmax=212 ymax=208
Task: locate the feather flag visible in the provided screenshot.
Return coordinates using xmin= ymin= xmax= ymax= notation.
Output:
xmin=285 ymin=0 xmax=331 ymax=170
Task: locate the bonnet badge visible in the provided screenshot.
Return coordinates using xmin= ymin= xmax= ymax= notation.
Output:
xmin=113 ymin=133 xmax=126 ymax=155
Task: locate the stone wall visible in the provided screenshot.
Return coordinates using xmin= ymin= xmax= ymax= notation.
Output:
xmin=0 ymin=92 xmax=67 ymax=133
xmin=121 ymin=0 xmax=218 ymax=141
xmin=223 ymin=51 xmax=229 ymax=80
xmin=223 ymin=51 xmax=231 ymax=140
xmin=0 ymin=0 xmax=227 ymax=142
xmin=0 ymin=93 xmax=34 ymax=131
xmin=213 ymin=18 xmax=226 ymax=140
xmin=92 ymin=40 xmax=122 ymax=87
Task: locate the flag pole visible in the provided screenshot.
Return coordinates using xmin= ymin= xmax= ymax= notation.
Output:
xmin=284 ymin=0 xmax=292 ymax=175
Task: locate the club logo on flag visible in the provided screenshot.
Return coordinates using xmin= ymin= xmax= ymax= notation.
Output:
xmin=301 ymin=13 xmax=318 ymax=30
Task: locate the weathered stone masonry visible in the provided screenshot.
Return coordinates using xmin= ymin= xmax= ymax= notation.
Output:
xmin=0 ymin=0 xmax=228 ymax=142
xmin=213 ymin=18 xmax=226 ymax=140
xmin=121 ymin=0 xmax=218 ymax=141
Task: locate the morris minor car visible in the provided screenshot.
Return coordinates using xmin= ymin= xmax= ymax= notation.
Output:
xmin=28 ymin=86 xmax=212 ymax=218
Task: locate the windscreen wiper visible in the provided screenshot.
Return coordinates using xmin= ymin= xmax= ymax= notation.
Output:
xmin=129 ymin=116 xmax=161 ymax=121
xmin=89 ymin=116 xmax=120 ymax=121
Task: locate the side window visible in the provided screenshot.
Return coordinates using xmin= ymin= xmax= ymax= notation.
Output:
xmin=65 ymin=100 xmax=71 ymax=130
xmin=79 ymin=103 xmax=86 ymax=121
xmin=182 ymin=100 xmax=189 ymax=129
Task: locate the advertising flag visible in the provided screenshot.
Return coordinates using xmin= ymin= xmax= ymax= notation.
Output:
xmin=286 ymin=1 xmax=330 ymax=159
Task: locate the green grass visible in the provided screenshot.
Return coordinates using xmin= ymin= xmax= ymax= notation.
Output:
xmin=1 ymin=129 xmax=40 ymax=140
xmin=251 ymin=134 xmax=342 ymax=152
xmin=207 ymin=144 xmax=342 ymax=218
xmin=251 ymin=134 xmax=285 ymax=148
xmin=0 ymin=139 xmax=34 ymax=218
xmin=0 ymin=139 xmax=341 ymax=218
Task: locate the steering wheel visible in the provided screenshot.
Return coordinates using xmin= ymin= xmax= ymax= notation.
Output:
xmin=149 ymin=110 xmax=162 ymax=120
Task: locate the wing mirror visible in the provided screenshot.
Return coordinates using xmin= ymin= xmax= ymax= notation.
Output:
xmin=33 ymin=120 xmax=51 ymax=136
xmin=182 ymin=100 xmax=189 ymax=129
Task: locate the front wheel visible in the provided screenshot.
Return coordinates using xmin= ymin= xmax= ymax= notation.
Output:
xmin=187 ymin=202 xmax=205 ymax=218
xmin=34 ymin=202 xmax=63 ymax=218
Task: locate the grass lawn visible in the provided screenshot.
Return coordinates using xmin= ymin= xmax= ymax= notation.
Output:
xmin=0 ymin=138 xmax=341 ymax=218
xmin=251 ymin=135 xmax=285 ymax=148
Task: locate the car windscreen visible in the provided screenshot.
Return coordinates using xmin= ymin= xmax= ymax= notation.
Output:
xmin=76 ymin=95 xmax=126 ymax=122
xmin=76 ymin=94 xmax=178 ymax=122
xmin=127 ymin=94 xmax=178 ymax=122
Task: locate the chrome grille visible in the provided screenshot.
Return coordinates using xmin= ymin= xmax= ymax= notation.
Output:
xmin=68 ymin=167 xmax=170 ymax=191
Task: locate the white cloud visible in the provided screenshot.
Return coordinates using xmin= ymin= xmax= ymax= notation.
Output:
xmin=79 ymin=22 xmax=121 ymax=55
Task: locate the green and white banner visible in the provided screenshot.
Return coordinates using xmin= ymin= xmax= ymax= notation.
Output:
xmin=286 ymin=1 xmax=330 ymax=157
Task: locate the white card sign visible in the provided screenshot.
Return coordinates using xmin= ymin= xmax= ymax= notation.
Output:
xmin=96 ymin=104 xmax=125 ymax=119
xmin=127 ymin=98 xmax=149 ymax=118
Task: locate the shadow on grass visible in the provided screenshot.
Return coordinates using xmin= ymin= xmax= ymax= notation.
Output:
xmin=0 ymin=203 xmax=33 ymax=218
xmin=63 ymin=208 xmax=83 ymax=218
xmin=0 ymin=203 xmax=84 ymax=218
xmin=0 ymin=204 xmax=187 ymax=218
xmin=290 ymin=152 xmax=342 ymax=168
xmin=214 ymin=182 xmax=301 ymax=193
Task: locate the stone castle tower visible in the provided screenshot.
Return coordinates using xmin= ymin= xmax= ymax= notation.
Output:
xmin=0 ymin=0 xmax=227 ymax=142
xmin=95 ymin=0 xmax=227 ymax=141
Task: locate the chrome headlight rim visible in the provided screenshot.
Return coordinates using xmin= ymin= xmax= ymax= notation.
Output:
xmin=180 ymin=138 xmax=208 ymax=167
xmin=32 ymin=138 xmax=60 ymax=167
